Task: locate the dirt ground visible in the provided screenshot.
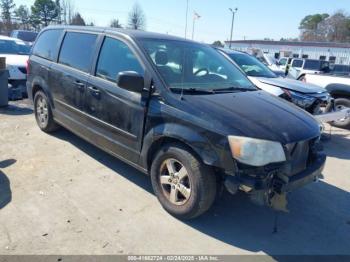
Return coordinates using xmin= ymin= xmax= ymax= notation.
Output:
xmin=0 ymin=100 xmax=350 ymax=256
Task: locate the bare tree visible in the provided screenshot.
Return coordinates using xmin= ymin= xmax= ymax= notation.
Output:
xmin=60 ymin=0 xmax=74 ymax=24
xmin=70 ymin=12 xmax=85 ymax=25
xmin=110 ymin=19 xmax=122 ymax=28
xmin=127 ymin=3 xmax=146 ymax=30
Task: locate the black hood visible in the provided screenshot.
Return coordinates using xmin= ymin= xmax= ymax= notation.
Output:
xmin=184 ymin=91 xmax=321 ymax=144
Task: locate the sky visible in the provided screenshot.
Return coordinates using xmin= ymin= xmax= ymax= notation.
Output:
xmin=15 ymin=0 xmax=348 ymax=43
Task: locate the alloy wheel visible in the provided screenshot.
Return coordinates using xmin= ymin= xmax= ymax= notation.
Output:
xmin=159 ymin=158 xmax=191 ymax=206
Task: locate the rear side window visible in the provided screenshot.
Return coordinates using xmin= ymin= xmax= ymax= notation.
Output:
xmin=96 ymin=37 xmax=143 ymax=82
xmin=292 ymin=59 xmax=303 ymax=68
xmin=59 ymin=32 xmax=97 ymax=73
xmin=33 ymin=29 xmax=63 ymax=61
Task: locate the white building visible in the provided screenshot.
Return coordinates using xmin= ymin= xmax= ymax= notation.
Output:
xmin=224 ymin=40 xmax=350 ymax=65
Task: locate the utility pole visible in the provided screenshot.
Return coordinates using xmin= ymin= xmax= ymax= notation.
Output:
xmin=185 ymin=0 xmax=189 ymax=38
xmin=229 ymin=8 xmax=238 ymax=49
xmin=192 ymin=12 xmax=201 ymax=40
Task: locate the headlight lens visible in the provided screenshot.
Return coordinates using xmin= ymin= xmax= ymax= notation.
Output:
xmin=228 ymin=136 xmax=286 ymax=167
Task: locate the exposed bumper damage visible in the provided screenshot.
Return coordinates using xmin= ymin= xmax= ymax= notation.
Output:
xmin=224 ymin=138 xmax=326 ymax=212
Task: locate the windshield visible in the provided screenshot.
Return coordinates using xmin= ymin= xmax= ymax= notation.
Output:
xmin=0 ymin=39 xmax=31 ymax=55
xmin=139 ymin=39 xmax=256 ymax=92
xmin=229 ymin=53 xmax=277 ymax=78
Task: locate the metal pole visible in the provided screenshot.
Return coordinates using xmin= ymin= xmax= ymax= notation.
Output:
xmin=229 ymin=8 xmax=238 ymax=49
xmin=192 ymin=16 xmax=195 ymax=40
xmin=185 ymin=0 xmax=189 ymax=38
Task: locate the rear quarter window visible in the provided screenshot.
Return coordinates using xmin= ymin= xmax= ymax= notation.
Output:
xmin=32 ymin=29 xmax=63 ymax=61
xmin=58 ymin=32 xmax=98 ymax=73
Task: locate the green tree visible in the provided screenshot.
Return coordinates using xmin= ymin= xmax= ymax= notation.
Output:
xmin=70 ymin=12 xmax=85 ymax=26
xmin=110 ymin=19 xmax=122 ymax=28
xmin=31 ymin=0 xmax=59 ymax=27
xmin=14 ymin=5 xmax=30 ymax=29
xmin=212 ymin=40 xmax=224 ymax=47
xmin=128 ymin=3 xmax=146 ymax=30
xmin=0 ymin=0 xmax=16 ymax=33
xmin=300 ymin=13 xmax=329 ymax=30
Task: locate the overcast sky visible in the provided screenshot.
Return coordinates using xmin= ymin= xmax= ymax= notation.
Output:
xmin=16 ymin=0 xmax=348 ymax=43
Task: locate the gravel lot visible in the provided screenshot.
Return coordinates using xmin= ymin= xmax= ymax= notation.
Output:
xmin=0 ymin=100 xmax=350 ymax=256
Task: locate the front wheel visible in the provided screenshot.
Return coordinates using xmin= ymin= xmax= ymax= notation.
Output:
xmin=331 ymin=98 xmax=350 ymax=130
xmin=150 ymin=144 xmax=217 ymax=220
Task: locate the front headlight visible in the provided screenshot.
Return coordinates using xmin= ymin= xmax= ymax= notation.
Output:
xmin=228 ymin=136 xmax=286 ymax=167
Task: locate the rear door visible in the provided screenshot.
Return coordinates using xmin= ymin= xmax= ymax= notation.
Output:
xmin=84 ymin=36 xmax=146 ymax=162
xmin=49 ymin=31 xmax=99 ymax=125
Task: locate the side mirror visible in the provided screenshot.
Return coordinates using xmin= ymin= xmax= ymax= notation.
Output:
xmin=117 ymin=71 xmax=144 ymax=93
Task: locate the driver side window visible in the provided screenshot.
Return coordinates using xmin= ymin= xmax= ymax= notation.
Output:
xmin=96 ymin=37 xmax=144 ymax=83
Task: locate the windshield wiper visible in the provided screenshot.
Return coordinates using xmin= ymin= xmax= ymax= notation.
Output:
xmin=170 ymin=87 xmax=215 ymax=94
xmin=213 ymin=86 xmax=256 ymax=93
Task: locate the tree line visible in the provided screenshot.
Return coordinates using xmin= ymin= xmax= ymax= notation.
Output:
xmin=299 ymin=11 xmax=350 ymax=42
xmin=0 ymin=0 xmax=146 ymax=35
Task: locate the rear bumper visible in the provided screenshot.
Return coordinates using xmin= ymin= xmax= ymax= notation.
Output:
xmin=314 ymin=108 xmax=350 ymax=123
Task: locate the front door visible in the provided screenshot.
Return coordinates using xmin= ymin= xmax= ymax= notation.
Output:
xmin=85 ymin=36 xmax=147 ymax=163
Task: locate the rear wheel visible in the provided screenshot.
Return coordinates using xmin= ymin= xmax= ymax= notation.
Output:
xmin=331 ymin=98 xmax=350 ymax=129
xmin=150 ymin=144 xmax=217 ymax=220
xmin=34 ymin=91 xmax=60 ymax=133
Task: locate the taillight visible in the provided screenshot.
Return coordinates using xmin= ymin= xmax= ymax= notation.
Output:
xmin=26 ymin=59 xmax=30 ymax=76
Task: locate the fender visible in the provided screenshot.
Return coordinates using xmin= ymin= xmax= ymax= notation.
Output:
xmin=29 ymin=76 xmax=55 ymax=108
xmin=140 ymin=123 xmax=230 ymax=171
xmin=326 ymin=83 xmax=350 ymax=98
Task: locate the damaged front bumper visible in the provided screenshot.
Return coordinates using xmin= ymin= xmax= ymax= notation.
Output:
xmin=224 ymin=154 xmax=326 ymax=211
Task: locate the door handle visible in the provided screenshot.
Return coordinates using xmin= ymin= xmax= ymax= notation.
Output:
xmin=87 ymin=86 xmax=101 ymax=99
xmin=74 ymin=81 xmax=85 ymax=92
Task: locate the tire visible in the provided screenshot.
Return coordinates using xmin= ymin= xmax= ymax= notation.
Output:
xmin=34 ymin=91 xmax=60 ymax=133
xmin=331 ymin=98 xmax=350 ymax=130
xmin=298 ymin=75 xmax=306 ymax=82
xmin=150 ymin=144 xmax=217 ymax=220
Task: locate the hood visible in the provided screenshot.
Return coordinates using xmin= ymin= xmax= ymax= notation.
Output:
xmin=258 ymin=77 xmax=327 ymax=94
xmin=184 ymin=91 xmax=320 ymax=144
xmin=0 ymin=54 xmax=28 ymax=67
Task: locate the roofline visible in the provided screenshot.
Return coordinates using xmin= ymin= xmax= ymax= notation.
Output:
xmin=43 ymin=25 xmax=199 ymax=43
xmin=224 ymin=40 xmax=350 ymax=49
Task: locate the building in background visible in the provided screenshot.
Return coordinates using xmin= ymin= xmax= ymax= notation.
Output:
xmin=225 ymin=40 xmax=350 ymax=65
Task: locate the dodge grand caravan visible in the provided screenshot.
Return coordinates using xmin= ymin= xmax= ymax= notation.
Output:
xmin=27 ymin=26 xmax=326 ymax=219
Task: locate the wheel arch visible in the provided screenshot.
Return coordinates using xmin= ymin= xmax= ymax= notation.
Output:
xmin=30 ymin=77 xmax=55 ymax=108
xmin=141 ymin=124 xmax=223 ymax=172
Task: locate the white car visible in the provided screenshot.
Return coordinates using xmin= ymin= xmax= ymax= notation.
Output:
xmin=303 ymin=73 xmax=350 ymax=129
xmin=0 ymin=35 xmax=30 ymax=98
xmin=288 ymin=59 xmax=330 ymax=80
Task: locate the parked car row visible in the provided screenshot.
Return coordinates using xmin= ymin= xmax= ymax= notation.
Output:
xmin=216 ymin=48 xmax=350 ymax=125
xmin=0 ymin=35 xmax=30 ymax=99
xmin=27 ymin=26 xmax=329 ymax=219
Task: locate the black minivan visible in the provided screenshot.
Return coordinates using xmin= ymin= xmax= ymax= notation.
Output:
xmin=27 ymin=26 xmax=326 ymax=219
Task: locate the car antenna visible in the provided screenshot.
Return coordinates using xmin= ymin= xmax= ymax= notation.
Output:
xmin=180 ymin=49 xmax=186 ymax=101
xmin=272 ymin=211 xmax=279 ymax=234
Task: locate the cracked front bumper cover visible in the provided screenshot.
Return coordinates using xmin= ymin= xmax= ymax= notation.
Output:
xmin=280 ymin=154 xmax=326 ymax=192
xmin=236 ymin=154 xmax=326 ymax=193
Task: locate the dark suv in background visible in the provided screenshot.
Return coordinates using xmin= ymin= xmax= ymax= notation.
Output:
xmin=27 ymin=26 xmax=326 ymax=219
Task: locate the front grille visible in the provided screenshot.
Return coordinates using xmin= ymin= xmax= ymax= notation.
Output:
xmin=18 ymin=67 xmax=27 ymax=74
xmin=284 ymin=138 xmax=320 ymax=176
